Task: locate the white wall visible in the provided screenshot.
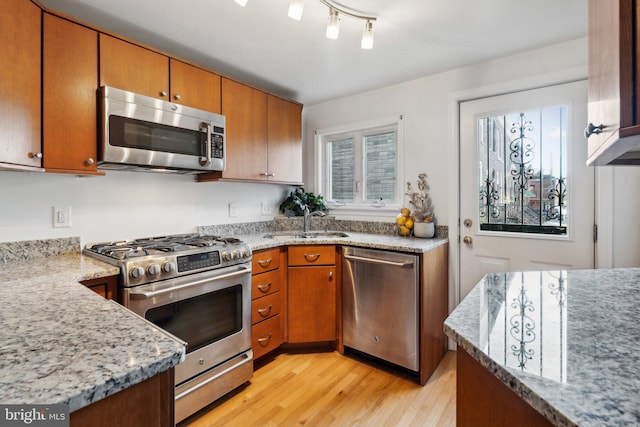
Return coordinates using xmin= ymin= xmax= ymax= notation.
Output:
xmin=303 ymin=37 xmax=590 ymax=226
xmin=302 ymin=36 xmax=640 ymax=317
xmin=0 ymin=170 xmax=290 ymax=244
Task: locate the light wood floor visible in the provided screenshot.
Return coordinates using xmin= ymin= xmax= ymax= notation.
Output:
xmin=181 ymin=350 xmax=456 ymax=426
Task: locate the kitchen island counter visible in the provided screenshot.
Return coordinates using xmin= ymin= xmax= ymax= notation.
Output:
xmin=0 ymin=250 xmax=186 ymax=413
xmin=444 ymin=269 xmax=640 ymax=426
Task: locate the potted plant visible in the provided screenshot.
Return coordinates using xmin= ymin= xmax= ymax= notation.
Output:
xmin=279 ymin=187 xmax=329 ymax=217
xmin=405 ymin=173 xmax=435 ymax=238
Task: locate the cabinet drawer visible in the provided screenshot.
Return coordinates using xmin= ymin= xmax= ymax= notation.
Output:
xmin=251 ymin=291 xmax=281 ymax=325
xmin=251 ymin=269 xmax=281 ymax=299
xmin=252 ymin=314 xmax=283 ymax=359
xmin=252 ymin=248 xmax=281 ymax=273
xmin=288 ymin=245 xmax=335 ymax=266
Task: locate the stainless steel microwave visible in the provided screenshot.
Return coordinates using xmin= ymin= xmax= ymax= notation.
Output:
xmin=99 ymin=86 xmax=225 ymax=173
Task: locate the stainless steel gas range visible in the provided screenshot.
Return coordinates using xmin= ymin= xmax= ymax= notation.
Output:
xmin=83 ymin=233 xmax=253 ymax=423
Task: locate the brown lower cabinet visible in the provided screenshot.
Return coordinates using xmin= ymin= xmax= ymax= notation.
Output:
xmin=70 ymin=368 xmax=174 ymax=427
xmin=457 ymin=348 xmax=552 ymax=427
xmin=80 ymin=276 xmax=118 ymax=301
xmin=251 ymin=248 xmax=285 ymax=359
xmin=287 ymin=245 xmax=338 ymax=343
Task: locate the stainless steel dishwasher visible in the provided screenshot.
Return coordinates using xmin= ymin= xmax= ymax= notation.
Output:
xmin=342 ymin=246 xmax=419 ymax=372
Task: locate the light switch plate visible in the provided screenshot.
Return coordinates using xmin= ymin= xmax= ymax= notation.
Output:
xmin=261 ymin=202 xmax=274 ymax=216
xmin=228 ymin=203 xmax=238 ymax=217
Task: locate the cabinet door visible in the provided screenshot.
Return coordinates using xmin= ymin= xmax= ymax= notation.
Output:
xmin=170 ymin=59 xmax=221 ymax=113
xmin=287 ymin=266 xmax=337 ymax=343
xmin=43 ymin=14 xmax=101 ymax=175
xmin=99 ymin=34 xmax=169 ymax=100
xmin=0 ymin=0 xmax=41 ymax=170
xmin=220 ymin=78 xmax=268 ymax=180
xmin=586 ymin=0 xmax=639 ymax=164
xmin=80 ymin=276 xmax=119 ymax=301
xmin=267 ymin=95 xmax=302 ymax=184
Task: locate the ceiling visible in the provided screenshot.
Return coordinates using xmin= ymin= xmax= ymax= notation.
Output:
xmin=39 ymin=0 xmax=588 ymax=105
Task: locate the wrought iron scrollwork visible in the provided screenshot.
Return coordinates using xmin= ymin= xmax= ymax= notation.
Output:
xmin=480 ymin=170 xmax=501 ymax=219
xmin=546 ymin=178 xmax=567 ymax=223
xmin=510 ymin=285 xmax=536 ymax=369
xmin=509 ymin=113 xmax=535 ymax=198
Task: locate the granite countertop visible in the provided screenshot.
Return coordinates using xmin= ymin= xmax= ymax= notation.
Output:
xmin=239 ymin=230 xmax=448 ymax=253
xmin=0 ymin=253 xmax=186 ymax=412
xmin=444 ymin=269 xmax=640 ymax=427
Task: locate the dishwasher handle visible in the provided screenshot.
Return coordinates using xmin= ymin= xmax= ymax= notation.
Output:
xmin=343 ymin=253 xmax=414 ymax=268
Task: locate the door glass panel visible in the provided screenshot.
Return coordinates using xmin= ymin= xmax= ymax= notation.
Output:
xmin=145 ymin=285 xmax=242 ymax=353
xmin=478 ymin=107 xmax=568 ymax=235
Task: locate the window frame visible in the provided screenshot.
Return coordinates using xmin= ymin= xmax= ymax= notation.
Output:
xmin=314 ymin=115 xmax=404 ymax=215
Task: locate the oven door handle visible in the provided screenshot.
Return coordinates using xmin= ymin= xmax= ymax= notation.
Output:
xmin=128 ymin=266 xmax=251 ymax=299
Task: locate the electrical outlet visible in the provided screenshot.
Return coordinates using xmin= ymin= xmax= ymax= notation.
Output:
xmin=53 ymin=206 xmax=72 ymax=228
xmin=228 ymin=203 xmax=238 ymax=217
xmin=261 ymin=202 xmax=274 ymax=216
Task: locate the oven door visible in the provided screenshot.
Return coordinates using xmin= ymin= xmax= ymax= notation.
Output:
xmin=123 ymin=264 xmax=251 ymax=385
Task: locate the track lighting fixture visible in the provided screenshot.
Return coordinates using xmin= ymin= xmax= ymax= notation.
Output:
xmin=235 ymin=0 xmax=377 ymax=49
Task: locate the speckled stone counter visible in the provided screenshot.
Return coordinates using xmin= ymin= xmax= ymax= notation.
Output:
xmin=0 ymin=249 xmax=186 ymax=412
xmin=238 ymin=230 xmax=448 ymax=253
xmin=444 ymin=269 xmax=640 ymax=426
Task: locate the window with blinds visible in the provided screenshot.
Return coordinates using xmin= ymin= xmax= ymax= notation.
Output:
xmin=319 ymin=119 xmax=401 ymax=209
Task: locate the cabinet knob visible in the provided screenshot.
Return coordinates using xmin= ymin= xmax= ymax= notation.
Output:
xmin=160 ymin=91 xmax=167 ymax=97
xmin=29 ymin=152 xmax=43 ymax=159
xmin=174 ymin=94 xmax=182 ymax=101
xmin=85 ymin=157 xmax=95 ymax=166
xmin=584 ymin=122 xmax=604 ymax=139
xmin=329 ymin=271 xmax=333 ymax=280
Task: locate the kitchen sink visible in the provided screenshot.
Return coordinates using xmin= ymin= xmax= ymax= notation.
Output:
xmin=263 ymin=231 xmax=349 ymax=239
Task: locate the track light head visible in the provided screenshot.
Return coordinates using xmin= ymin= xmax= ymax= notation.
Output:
xmin=326 ymin=8 xmax=340 ymax=39
xmin=361 ymin=20 xmax=374 ymax=49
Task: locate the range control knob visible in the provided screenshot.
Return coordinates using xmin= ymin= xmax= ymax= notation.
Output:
xmin=241 ymin=248 xmax=250 ymax=258
xmin=232 ymin=250 xmax=240 ymax=260
xmin=162 ymin=261 xmax=176 ymax=273
xmin=221 ymin=251 xmax=232 ymax=262
xmin=147 ymin=264 xmax=160 ymax=276
xmin=130 ymin=266 xmax=145 ymax=279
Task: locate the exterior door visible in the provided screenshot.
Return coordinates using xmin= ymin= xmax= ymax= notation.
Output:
xmin=459 ymin=80 xmax=594 ymax=300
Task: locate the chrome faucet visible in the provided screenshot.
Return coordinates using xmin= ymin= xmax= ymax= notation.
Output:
xmin=303 ymin=206 xmax=326 ymax=232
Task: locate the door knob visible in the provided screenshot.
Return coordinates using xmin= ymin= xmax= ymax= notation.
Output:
xmin=463 ymin=236 xmax=473 ymax=245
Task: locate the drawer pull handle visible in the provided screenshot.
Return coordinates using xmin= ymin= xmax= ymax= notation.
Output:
xmin=257 ymin=305 xmax=273 ymax=317
xmin=257 ymin=333 xmax=272 ymax=346
xmin=257 ymin=282 xmax=272 ymax=293
xmin=303 ymin=253 xmax=321 ymax=262
xmin=257 ymin=258 xmax=272 ymax=267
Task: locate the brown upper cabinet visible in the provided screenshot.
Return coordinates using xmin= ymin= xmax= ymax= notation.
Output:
xmin=198 ymin=78 xmax=302 ymax=184
xmin=0 ymin=0 xmax=42 ymax=171
xmin=43 ymin=13 xmax=102 ymax=175
xmin=586 ymin=0 xmax=640 ymax=165
xmin=267 ymin=95 xmax=303 ymax=184
xmin=99 ymin=34 xmax=221 ymax=113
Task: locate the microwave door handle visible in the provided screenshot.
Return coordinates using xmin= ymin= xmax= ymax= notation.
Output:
xmin=199 ymin=122 xmax=212 ymax=166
